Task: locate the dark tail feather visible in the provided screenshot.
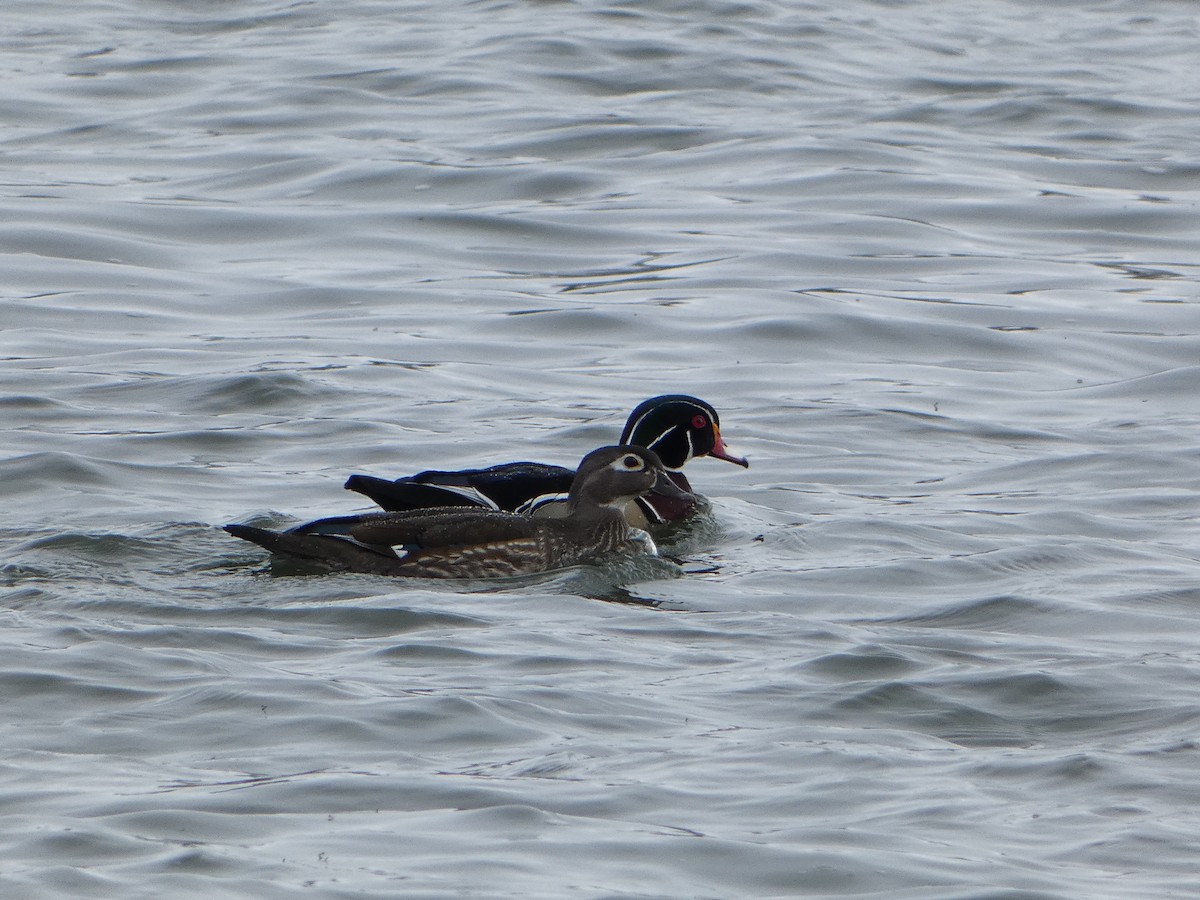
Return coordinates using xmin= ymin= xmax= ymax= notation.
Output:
xmin=223 ymin=524 xmax=403 ymax=574
xmin=224 ymin=524 xmax=320 ymax=558
xmin=344 ymin=474 xmax=488 ymax=512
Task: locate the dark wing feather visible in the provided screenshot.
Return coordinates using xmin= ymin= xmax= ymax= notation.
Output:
xmin=342 ymin=475 xmax=495 ymax=512
xmin=345 ymin=508 xmax=542 ymax=549
xmin=345 ymin=462 xmax=574 ymax=513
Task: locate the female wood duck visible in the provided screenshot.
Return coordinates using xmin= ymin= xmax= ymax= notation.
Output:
xmin=343 ymin=395 xmax=748 ymax=528
xmin=224 ymin=446 xmax=691 ymax=578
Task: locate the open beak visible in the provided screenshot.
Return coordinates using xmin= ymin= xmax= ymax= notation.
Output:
xmin=709 ymin=425 xmax=749 ymax=468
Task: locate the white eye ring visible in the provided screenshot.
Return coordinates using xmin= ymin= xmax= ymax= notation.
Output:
xmin=622 ymin=454 xmax=642 ymax=469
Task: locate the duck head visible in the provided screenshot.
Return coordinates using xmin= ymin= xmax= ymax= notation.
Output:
xmin=620 ymin=395 xmax=749 ymax=471
xmin=567 ymin=445 xmax=693 ymax=513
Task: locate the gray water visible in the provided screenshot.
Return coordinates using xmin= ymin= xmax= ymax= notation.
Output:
xmin=3 ymin=1 xmax=1200 ymax=897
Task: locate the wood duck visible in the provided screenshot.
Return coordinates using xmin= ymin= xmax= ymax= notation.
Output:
xmin=224 ymin=446 xmax=692 ymax=579
xmin=343 ymin=395 xmax=748 ymax=527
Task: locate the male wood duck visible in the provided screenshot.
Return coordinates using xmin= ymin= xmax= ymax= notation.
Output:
xmin=343 ymin=395 xmax=748 ymax=528
xmin=224 ymin=446 xmax=690 ymax=578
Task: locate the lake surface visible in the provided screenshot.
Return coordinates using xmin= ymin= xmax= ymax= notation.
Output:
xmin=3 ymin=1 xmax=1199 ymax=897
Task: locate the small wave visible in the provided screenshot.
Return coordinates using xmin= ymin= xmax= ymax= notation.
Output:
xmin=863 ymin=593 xmax=1055 ymax=632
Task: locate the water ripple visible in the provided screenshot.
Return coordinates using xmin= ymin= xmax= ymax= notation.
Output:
xmin=3 ymin=0 xmax=1200 ymax=896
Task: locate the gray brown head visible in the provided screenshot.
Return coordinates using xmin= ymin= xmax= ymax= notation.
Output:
xmin=567 ymin=445 xmax=693 ymax=513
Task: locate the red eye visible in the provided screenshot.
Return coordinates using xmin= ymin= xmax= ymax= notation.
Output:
xmin=691 ymin=415 xmax=707 ymax=429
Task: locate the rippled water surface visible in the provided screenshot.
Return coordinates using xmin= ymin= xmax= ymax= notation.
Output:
xmin=3 ymin=1 xmax=1200 ymax=897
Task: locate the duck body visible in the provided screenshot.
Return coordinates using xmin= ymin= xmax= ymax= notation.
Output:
xmin=225 ymin=446 xmax=689 ymax=579
xmin=344 ymin=461 xmax=574 ymax=518
xmin=344 ymin=395 xmax=747 ymax=526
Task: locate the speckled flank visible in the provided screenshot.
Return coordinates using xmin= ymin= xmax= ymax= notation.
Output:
xmin=391 ymin=501 xmax=637 ymax=577
xmin=400 ymin=537 xmax=550 ymax=578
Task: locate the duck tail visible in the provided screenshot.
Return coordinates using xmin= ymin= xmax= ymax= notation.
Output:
xmin=344 ymin=474 xmax=490 ymax=512
xmin=223 ymin=523 xmax=400 ymax=573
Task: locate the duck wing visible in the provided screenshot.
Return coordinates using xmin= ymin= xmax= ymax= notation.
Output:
xmin=344 ymin=461 xmax=573 ymax=513
xmin=291 ymin=508 xmax=553 ymax=578
xmin=225 ymin=508 xmax=548 ymax=577
xmin=341 ymin=474 xmax=499 ymax=512
xmin=295 ymin=508 xmax=543 ymax=551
